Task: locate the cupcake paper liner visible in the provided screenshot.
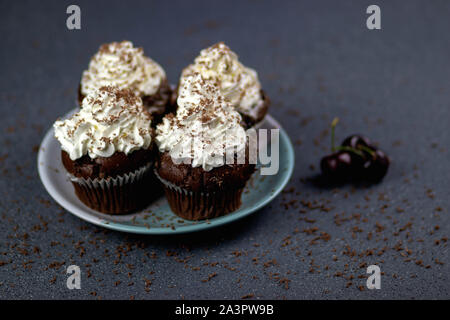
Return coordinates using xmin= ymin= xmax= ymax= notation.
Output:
xmin=68 ymin=163 xmax=156 ymax=214
xmin=154 ymin=169 xmax=244 ymax=220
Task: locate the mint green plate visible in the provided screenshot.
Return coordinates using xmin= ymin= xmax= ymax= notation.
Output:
xmin=38 ymin=113 xmax=294 ymax=234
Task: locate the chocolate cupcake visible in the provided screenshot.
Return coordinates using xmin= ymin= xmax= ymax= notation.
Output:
xmin=155 ymin=74 xmax=255 ymax=220
xmin=178 ymin=42 xmax=269 ymax=128
xmin=54 ymin=86 xmax=157 ymax=214
xmin=79 ymin=41 xmax=172 ymax=125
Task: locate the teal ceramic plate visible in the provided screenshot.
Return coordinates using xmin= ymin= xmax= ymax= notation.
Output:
xmin=38 ymin=112 xmax=294 ymax=234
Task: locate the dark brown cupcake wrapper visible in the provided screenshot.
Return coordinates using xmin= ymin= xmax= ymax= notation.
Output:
xmin=69 ymin=162 xmax=152 ymax=187
xmin=68 ymin=163 xmax=154 ymax=215
xmin=154 ymin=169 xmax=244 ymax=220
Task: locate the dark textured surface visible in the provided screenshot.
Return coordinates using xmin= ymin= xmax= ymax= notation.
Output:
xmin=0 ymin=0 xmax=449 ymax=300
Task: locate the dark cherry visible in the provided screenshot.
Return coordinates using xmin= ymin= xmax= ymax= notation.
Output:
xmin=321 ymin=118 xmax=390 ymax=183
xmin=320 ymin=151 xmax=354 ymax=181
xmin=362 ymin=149 xmax=390 ymax=182
xmin=341 ymin=134 xmax=375 ymax=176
xmin=342 ymin=134 xmax=372 ymax=149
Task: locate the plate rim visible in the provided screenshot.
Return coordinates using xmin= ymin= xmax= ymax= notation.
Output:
xmin=37 ymin=113 xmax=295 ymax=235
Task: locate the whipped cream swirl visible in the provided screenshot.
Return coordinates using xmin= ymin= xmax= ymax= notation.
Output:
xmin=81 ymin=41 xmax=166 ymax=98
xmin=54 ymin=86 xmax=153 ymax=160
xmin=180 ymin=42 xmax=263 ymax=118
xmin=156 ymin=74 xmax=247 ymax=171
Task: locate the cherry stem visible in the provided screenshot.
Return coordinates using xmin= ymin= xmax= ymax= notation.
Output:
xmin=330 ymin=117 xmax=339 ymax=152
xmin=358 ymin=145 xmax=376 ymax=158
xmin=336 ymin=145 xmax=364 ymax=158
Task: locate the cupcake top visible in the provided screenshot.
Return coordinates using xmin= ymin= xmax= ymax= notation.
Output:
xmin=156 ymin=73 xmax=247 ymax=171
xmin=81 ymin=41 xmax=166 ymax=98
xmin=179 ymin=42 xmax=263 ymax=118
xmin=54 ymin=86 xmax=153 ymax=160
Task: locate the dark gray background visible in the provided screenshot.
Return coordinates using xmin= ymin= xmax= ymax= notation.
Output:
xmin=0 ymin=0 xmax=449 ymax=300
